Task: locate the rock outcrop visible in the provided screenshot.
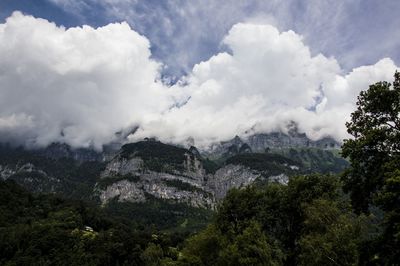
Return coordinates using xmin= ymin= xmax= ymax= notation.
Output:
xmin=207 ymin=164 xmax=260 ymax=200
xmin=95 ymin=141 xmax=299 ymax=208
xmin=0 ymin=163 xmax=61 ymax=193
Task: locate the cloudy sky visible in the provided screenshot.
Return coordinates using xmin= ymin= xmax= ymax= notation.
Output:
xmin=0 ymin=0 xmax=399 ymax=149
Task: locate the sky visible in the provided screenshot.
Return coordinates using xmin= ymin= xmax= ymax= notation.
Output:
xmin=0 ymin=0 xmax=399 ymax=149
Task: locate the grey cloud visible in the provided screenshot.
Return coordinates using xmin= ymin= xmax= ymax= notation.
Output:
xmin=47 ymin=0 xmax=400 ymax=76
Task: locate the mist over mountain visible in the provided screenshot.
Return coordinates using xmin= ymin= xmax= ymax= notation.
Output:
xmin=0 ymin=12 xmax=398 ymax=150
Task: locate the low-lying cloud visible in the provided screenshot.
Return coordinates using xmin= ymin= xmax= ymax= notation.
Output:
xmin=0 ymin=12 xmax=398 ymax=149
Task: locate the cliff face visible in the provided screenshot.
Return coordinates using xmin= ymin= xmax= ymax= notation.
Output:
xmin=206 ymin=131 xmax=340 ymax=158
xmin=0 ymin=163 xmax=61 ymax=193
xmin=96 ymin=175 xmax=214 ymax=208
xmin=96 ymin=141 xmax=215 ymax=208
xmin=101 ymin=157 xmax=144 ymax=177
xmin=207 ymin=164 xmax=261 ymax=200
xmin=0 ymin=137 xmax=346 ymax=210
xmin=95 ymin=141 xmax=297 ymax=208
xmin=247 ymin=133 xmax=340 ymax=152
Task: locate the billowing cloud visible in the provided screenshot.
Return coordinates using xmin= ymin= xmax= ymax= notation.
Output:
xmin=0 ymin=13 xmax=398 ymax=150
xmin=131 ymin=23 xmax=398 ymax=147
xmin=0 ymin=12 xmax=172 ymax=150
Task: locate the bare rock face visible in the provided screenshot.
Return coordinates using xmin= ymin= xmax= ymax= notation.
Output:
xmin=0 ymin=165 xmax=16 ymax=180
xmin=98 ymin=179 xmax=146 ymax=203
xmin=207 ymin=164 xmax=260 ymax=200
xmin=95 ymin=151 xmax=295 ymax=208
xmin=100 ymin=157 xmax=144 ymax=178
xmin=205 ymin=128 xmax=340 ymax=158
xmin=97 ymin=142 xmax=214 ymax=208
xmin=246 ymin=133 xmax=340 ymax=151
xmin=182 ymin=153 xmax=206 ymax=181
xmin=268 ymin=173 xmax=289 ymax=185
xmin=0 ymin=163 xmax=61 ymax=193
xmin=96 ymin=174 xmax=215 ymax=209
xmin=94 ymin=140 xmax=303 ymax=209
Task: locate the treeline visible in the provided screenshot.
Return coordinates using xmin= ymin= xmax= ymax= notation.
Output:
xmin=1 ymin=173 xmax=390 ymax=265
xmin=0 ymin=144 xmax=105 ymax=200
xmin=175 ymin=175 xmax=377 ymax=265
xmin=0 ymin=180 xmax=190 ymax=265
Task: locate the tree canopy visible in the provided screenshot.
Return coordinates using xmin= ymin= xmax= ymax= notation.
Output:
xmin=342 ymin=72 xmax=400 ymax=213
xmin=341 ymin=71 xmax=400 ymax=263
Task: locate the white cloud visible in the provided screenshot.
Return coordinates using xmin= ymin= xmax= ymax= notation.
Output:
xmin=131 ymin=23 xmax=398 ymax=147
xmin=0 ymin=12 xmax=171 ymax=150
xmin=0 ymin=13 xmax=398 ymax=149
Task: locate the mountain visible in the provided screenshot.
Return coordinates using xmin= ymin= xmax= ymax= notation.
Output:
xmin=0 ymin=134 xmax=348 ymax=232
xmin=93 ymin=139 xmax=322 ymax=206
xmin=206 ymin=131 xmax=340 ymax=158
xmin=0 ymin=144 xmax=105 ymax=200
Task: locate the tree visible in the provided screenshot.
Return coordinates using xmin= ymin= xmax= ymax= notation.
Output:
xmin=341 ymin=72 xmax=400 ymax=263
xmin=178 ymin=174 xmax=347 ymax=265
xmin=297 ymin=199 xmax=364 ymax=266
xmin=341 ymin=71 xmax=400 ymax=213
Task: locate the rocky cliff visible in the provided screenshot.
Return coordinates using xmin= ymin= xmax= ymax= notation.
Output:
xmin=206 ymin=129 xmax=340 ymax=158
xmin=0 ymin=136 xmax=347 ymax=210
xmin=0 ymin=163 xmax=61 ymax=193
xmin=95 ymin=140 xmax=302 ymax=208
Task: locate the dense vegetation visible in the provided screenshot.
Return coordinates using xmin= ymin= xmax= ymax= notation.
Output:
xmin=0 ymin=180 xmax=188 ymax=265
xmin=271 ymin=148 xmax=349 ymax=174
xmin=176 ymin=175 xmax=369 ymax=265
xmin=226 ymin=153 xmax=300 ymax=176
xmin=0 ymin=144 xmax=105 ymax=200
xmin=104 ymin=197 xmax=213 ymax=232
xmin=120 ymin=141 xmax=193 ymax=172
xmin=341 ymin=71 xmax=400 ymax=263
xmin=201 ymin=158 xmax=220 ymax=174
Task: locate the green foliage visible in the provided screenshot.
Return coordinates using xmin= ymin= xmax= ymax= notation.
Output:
xmin=0 ymin=144 xmax=105 ymax=201
xmin=341 ymin=72 xmax=400 ymax=213
xmin=297 ymin=199 xmax=364 ymax=266
xmin=0 ymin=180 xmax=192 ymax=266
xmin=178 ymin=174 xmax=364 ymax=265
xmin=179 ymin=221 xmax=283 ymax=266
xmin=202 ymin=158 xmax=220 ymax=174
xmin=141 ymin=243 xmax=164 ymax=266
xmin=226 ymin=153 xmax=299 ymax=176
xmin=120 ymin=141 xmax=191 ymax=172
xmin=104 ymin=197 xmax=213 ymax=232
xmin=179 ymin=224 xmax=223 ymax=265
xmin=217 ymin=221 xmax=284 ymax=266
xmin=274 ymin=148 xmax=348 ymax=174
xmin=341 ymin=72 xmax=400 ymax=264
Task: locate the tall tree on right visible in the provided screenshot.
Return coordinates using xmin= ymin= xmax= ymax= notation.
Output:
xmin=341 ymin=71 xmax=400 ymax=263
